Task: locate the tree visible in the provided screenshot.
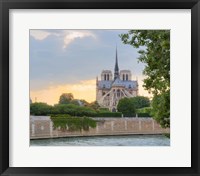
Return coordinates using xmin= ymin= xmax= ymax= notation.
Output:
xmin=120 ymin=30 xmax=170 ymax=127
xmin=151 ymin=90 xmax=170 ymax=128
xmin=88 ymin=101 xmax=100 ymax=110
xmin=30 ymin=102 xmax=52 ymax=115
xmin=71 ymin=99 xmax=81 ymax=106
xmin=79 ymin=99 xmax=89 ymax=107
xmin=130 ymin=96 xmax=150 ymax=109
xmin=59 ymin=93 xmax=74 ymax=104
xmin=117 ymin=97 xmax=136 ymax=117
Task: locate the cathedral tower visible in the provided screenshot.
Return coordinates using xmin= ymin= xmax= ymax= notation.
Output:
xmin=114 ymin=47 xmax=119 ymax=80
xmin=96 ymin=47 xmax=139 ymax=112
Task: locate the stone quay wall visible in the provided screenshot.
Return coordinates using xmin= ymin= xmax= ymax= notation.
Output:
xmin=30 ymin=116 xmax=170 ymax=139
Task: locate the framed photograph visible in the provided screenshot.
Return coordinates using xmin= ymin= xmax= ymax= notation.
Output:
xmin=29 ymin=29 xmax=170 ymax=147
xmin=0 ymin=0 xmax=200 ymax=175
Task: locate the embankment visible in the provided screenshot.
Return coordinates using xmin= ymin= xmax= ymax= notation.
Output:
xmin=30 ymin=116 xmax=170 ymax=139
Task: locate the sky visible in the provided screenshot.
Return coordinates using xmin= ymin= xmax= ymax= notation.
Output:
xmin=30 ymin=29 xmax=151 ymax=105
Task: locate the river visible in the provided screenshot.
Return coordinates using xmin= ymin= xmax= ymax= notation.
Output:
xmin=30 ymin=134 xmax=170 ymax=146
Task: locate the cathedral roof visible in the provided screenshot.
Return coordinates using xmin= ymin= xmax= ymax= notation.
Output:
xmin=98 ymin=79 xmax=138 ymax=89
xmin=98 ymin=80 xmax=113 ymax=89
xmin=121 ymin=80 xmax=138 ymax=89
xmin=112 ymin=78 xmax=125 ymax=87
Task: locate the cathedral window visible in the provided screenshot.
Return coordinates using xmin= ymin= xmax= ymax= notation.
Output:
xmin=126 ymin=74 xmax=128 ymax=80
xmin=107 ymin=74 xmax=109 ymax=80
xmin=123 ymin=74 xmax=125 ymax=81
xmin=117 ymin=89 xmax=120 ymax=97
xmin=104 ymin=74 xmax=106 ymax=80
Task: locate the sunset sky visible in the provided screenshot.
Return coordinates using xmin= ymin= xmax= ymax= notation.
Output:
xmin=30 ymin=30 xmax=151 ymax=105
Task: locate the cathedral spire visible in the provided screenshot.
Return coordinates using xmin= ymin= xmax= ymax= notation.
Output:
xmin=114 ymin=46 xmax=119 ymax=80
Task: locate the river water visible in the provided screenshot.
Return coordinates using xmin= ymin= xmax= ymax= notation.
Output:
xmin=30 ymin=134 xmax=170 ymax=146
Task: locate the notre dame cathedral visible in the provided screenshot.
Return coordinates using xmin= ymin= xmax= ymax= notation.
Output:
xmin=96 ymin=48 xmax=139 ymax=112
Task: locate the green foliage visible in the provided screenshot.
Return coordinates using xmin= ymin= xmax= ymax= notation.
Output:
xmin=130 ymin=96 xmax=150 ymax=109
xmin=76 ymin=106 xmax=97 ymax=117
xmin=49 ymin=114 xmax=71 ymax=118
xmin=164 ymin=133 xmax=170 ymax=138
xmin=70 ymin=99 xmax=81 ymax=106
xmin=137 ymin=113 xmax=151 ymax=117
xmin=120 ymin=30 xmax=170 ymax=127
xmin=134 ymin=107 xmax=152 ymax=117
xmin=94 ymin=112 xmax=122 ymax=117
xmin=87 ymin=101 xmax=101 ymax=110
xmin=117 ymin=97 xmax=136 ymax=117
xmin=50 ymin=115 xmax=96 ymax=131
xmin=151 ymin=90 xmax=170 ymax=128
xmin=52 ymin=104 xmax=96 ymax=117
xmin=59 ymin=93 xmax=74 ymax=104
xmin=52 ymin=104 xmax=77 ymax=115
xmin=30 ymin=102 xmax=52 ymax=115
xmin=79 ymin=99 xmax=89 ymax=106
xmin=98 ymin=108 xmax=110 ymax=112
xmin=136 ymin=107 xmax=152 ymax=114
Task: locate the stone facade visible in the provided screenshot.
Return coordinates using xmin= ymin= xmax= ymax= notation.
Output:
xmin=30 ymin=116 xmax=170 ymax=139
xmin=96 ymin=48 xmax=138 ymax=111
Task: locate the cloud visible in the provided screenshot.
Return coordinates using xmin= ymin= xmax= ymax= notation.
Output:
xmin=30 ymin=30 xmax=97 ymax=49
xmin=29 ymin=30 xmax=151 ymax=101
xmin=62 ymin=30 xmax=96 ymax=48
xmin=30 ymin=30 xmax=52 ymax=40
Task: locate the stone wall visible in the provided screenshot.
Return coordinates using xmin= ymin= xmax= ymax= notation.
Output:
xmin=30 ymin=116 xmax=170 ymax=139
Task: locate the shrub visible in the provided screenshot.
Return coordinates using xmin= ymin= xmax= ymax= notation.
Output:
xmin=52 ymin=104 xmax=77 ymax=115
xmin=136 ymin=107 xmax=152 ymax=117
xmin=94 ymin=112 xmax=122 ymax=117
xmin=30 ymin=102 xmax=52 ymax=115
xmin=50 ymin=115 xmax=96 ymax=131
xmin=98 ymin=108 xmax=110 ymax=112
xmin=137 ymin=113 xmax=151 ymax=117
xmin=76 ymin=106 xmax=96 ymax=117
xmin=51 ymin=104 xmax=96 ymax=117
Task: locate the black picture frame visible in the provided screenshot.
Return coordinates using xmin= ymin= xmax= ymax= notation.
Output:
xmin=0 ymin=0 xmax=200 ymax=175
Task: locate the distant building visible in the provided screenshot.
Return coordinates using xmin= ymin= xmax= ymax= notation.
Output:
xmin=96 ymin=47 xmax=139 ymax=111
